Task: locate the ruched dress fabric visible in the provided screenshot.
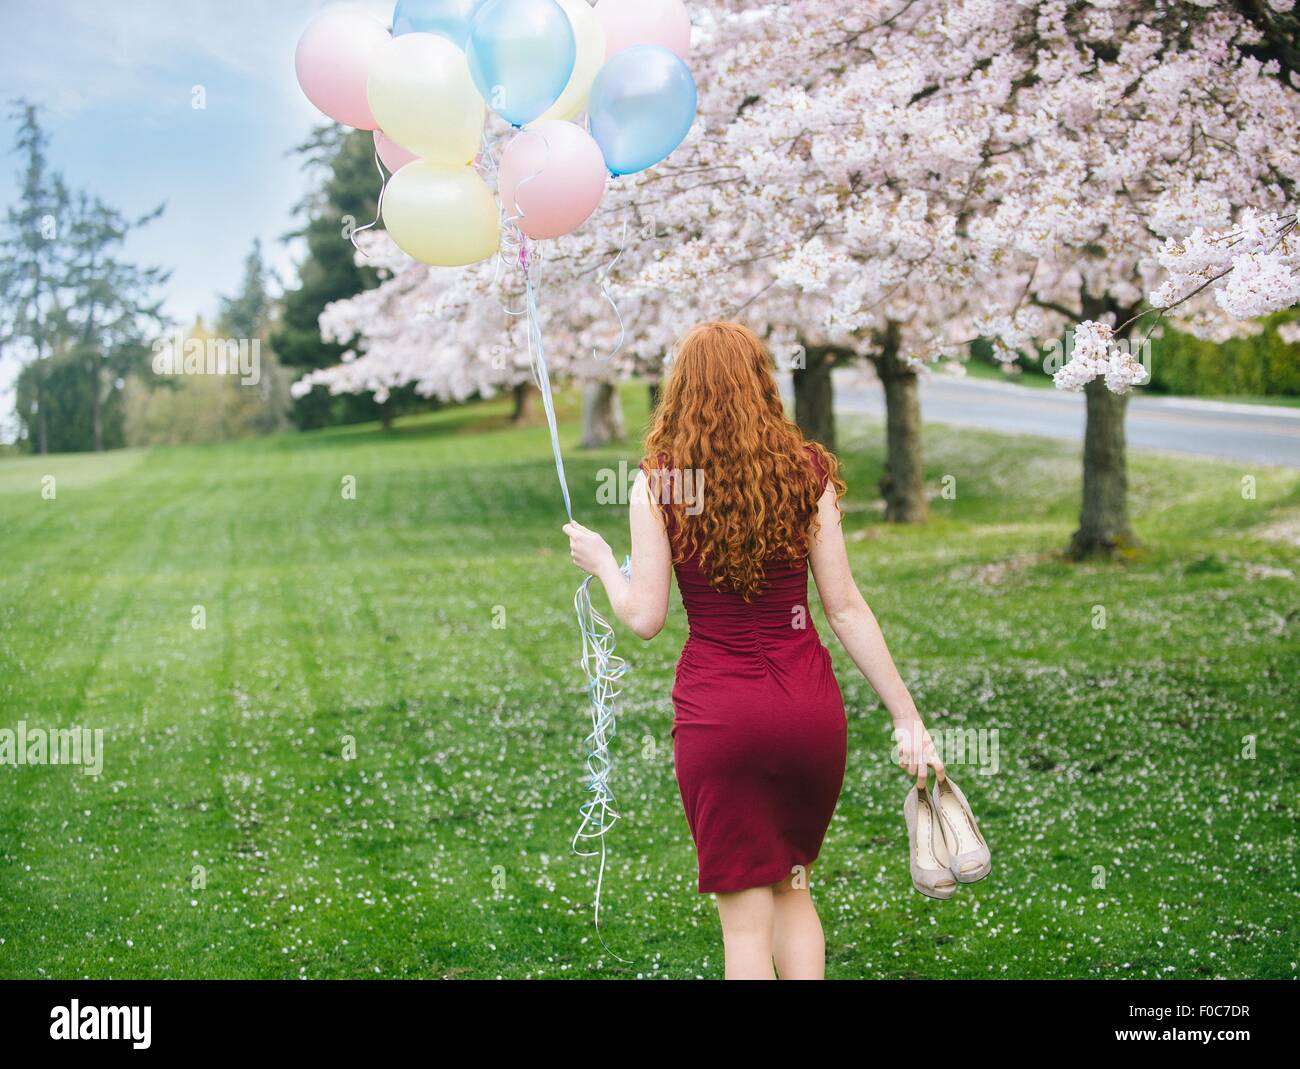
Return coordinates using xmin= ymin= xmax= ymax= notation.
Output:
xmin=647 ymin=451 xmax=847 ymax=893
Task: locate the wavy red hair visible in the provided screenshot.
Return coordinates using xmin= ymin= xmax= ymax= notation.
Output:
xmin=644 ymin=322 xmax=845 ymax=600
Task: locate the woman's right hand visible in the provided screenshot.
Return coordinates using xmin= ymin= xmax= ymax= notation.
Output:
xmin=892 ymin=717 xmax=945 ymax=788
xmin=563 ymin=520 xmax=616 ymax=578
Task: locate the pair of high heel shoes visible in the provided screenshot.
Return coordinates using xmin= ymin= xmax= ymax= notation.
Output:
xmin=903 ymin=775 xmax=990 ymax=899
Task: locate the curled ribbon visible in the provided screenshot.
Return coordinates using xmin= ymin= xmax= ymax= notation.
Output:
xmin=571 ymin=556 xmax=632 ymax=964
xmin=349 ymin=148 xmax=389 ymax=258
xmin=592 ymin=212 xmax=628 ymax=363
xmin=518 ymin=238 xmax=633 ymax=962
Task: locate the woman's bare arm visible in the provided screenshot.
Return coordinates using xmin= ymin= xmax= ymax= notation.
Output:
xmin=807 ymin=485 xmax=944 ymax=783
xmin=564 ymin=469 xmax=672 ymax=640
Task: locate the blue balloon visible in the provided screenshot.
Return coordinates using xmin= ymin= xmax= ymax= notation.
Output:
xmin=392 ymin=0 xmax=486 ymax=47
xmin=466 ymin=0 xmax=576 ymax=128
xmin=587 ymin=45 xmax=697 ymax=176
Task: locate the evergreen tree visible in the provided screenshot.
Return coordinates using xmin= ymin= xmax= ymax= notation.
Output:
xmin=61 ymin=189 xmax=169 ymax=450
xmin=15 ymin=338 xmax=125 ymax=453
xmin=0 ymin=100 xmax=69 ymax=454
xmin=213 ymin=240 xmax=292 ymax=438
xmin=272 ymin=125 xmax=432 ymax=430
xmin=272 ymin=126 xmax=386 ymax=429
xmin=219 ymin=238 xmax=272 ymax=340
xmin=1 ymin=100 xmax=168 ymax=453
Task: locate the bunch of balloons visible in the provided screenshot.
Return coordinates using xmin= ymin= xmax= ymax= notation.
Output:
xmin=294 ymin=0 xmax=698 ymax=266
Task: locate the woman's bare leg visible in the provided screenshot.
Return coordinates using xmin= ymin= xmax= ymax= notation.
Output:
xmin=772 ymin=867 xmax=825 ymax=979
xmin=714 ymin=886 xmax=777 ymax=979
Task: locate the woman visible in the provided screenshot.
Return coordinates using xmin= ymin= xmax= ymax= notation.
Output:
xmin=564 ymin=322 xmax=944 ymax=980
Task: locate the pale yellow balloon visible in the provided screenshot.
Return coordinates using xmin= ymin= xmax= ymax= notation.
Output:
xmin=382 ymin=162 xmax=500 ymax=267
xmin=367 ymin=33 xmax=484 ymax=166
xmin=530 ymin=0 xmax=607 ymax=125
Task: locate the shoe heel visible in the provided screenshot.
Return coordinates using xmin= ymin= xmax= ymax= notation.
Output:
xmin=904 ymin=784 xmax=957 ymax=900
xmin=933 ymin=776 xmax=991 ymax=884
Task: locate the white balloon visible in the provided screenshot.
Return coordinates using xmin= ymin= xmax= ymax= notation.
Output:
xmin=367 ymin=33 xmax=485 ymax=166
xmin=382 ymin=162 xmax=500 ymax=267
xmin=531 ymin=0 xmax=607 ymax=125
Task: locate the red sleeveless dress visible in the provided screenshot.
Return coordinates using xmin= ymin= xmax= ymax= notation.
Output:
xmin=647 ymin=450 xmax=848 ymax=893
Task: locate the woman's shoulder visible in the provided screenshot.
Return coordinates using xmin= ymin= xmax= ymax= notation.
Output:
xmin=638 ymin=454 xmax=673 ymax=494
xmin=637 ymin=455 xmax=676 ymax=519
xmin=802 ymin=442 xmax=830 ymax=486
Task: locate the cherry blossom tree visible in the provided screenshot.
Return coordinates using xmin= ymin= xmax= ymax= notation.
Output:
xmin=299 ymin=0 xmax=1300 ymax=553
xmin=673 ymin=0 xmax=1300 ymax=551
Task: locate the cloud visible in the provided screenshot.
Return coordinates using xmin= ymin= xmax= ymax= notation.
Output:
xmin=3 ymin=1 xmax=392 ymax=117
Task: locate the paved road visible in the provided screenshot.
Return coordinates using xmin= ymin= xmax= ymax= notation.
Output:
xmin=826 ymin=370 xmax=1300 ymax=467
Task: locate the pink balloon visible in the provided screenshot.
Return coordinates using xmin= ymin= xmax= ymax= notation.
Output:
xmin=374 ymin=130 xmax=419 ymax=173
xmin=595 ymin=0 xmax=690 ymax=61
xmin=294 ymin=9 xmax=390 ymax=130
xmin=498 ymin=121 xmax=607 ymax=240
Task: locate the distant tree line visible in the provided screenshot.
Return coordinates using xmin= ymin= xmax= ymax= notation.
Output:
xmin=0 ymin=104 xmax=438 ymax=454
xmin=0 ymin=100 xmax=169 ymax=453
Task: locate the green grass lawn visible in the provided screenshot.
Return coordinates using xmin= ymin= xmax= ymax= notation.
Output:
xmin=0 ymin=385 xmax=1296 ymax=979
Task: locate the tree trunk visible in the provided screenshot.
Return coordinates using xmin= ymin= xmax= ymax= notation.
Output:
xmin=1069 ymin=377 xmax=1136 ymax=558
xmin=379 ymin=404 xmax=393 ymax=432
xmin=1067 ymin=295 xmax=1139 ymax=559
xmin=579 ymin=381 xmax=624 ymax=448
xmin=876 ymin=323 xmax=928 ymax=524
xmin=35 ymin=358 xmax=49 ymax=455
xmin=91 ymin=361 xmax=104 ymax=452
xmin=218 ymin=372 xmax=227 ymax=441
xmin=793 ymin=346 xmax=836 ymax=450
xmin=511 ymin=381 xmax=540 ymax=424
xmin=648 ymin=381 xmax=661 ymax=413
xmin=85 ymin=306 xmax=104 ymax=452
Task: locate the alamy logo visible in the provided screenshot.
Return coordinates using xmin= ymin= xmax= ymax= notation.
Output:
xmin=50 ymin=1000 xmax=151 ymax=1049
xmin=0 ymin=721 xmax=104 ymax=776
xmin=151 ymin=329 xmax=260 ymax=385
xmin=596 ymin=461 xmax=706 ymax=516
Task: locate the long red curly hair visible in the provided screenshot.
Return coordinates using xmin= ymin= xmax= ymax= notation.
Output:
xmin=644 ymin=322 xmax=845 ymax=600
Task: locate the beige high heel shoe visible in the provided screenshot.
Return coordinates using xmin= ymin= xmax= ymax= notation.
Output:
xmin=903 ymin=784 xmax=956 ymax=899
xmin=933 ymin=775 xmax=991 ymax=884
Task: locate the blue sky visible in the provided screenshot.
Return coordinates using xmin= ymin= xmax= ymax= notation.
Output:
xmin=0 ymin=0 xmax=391 ymax=435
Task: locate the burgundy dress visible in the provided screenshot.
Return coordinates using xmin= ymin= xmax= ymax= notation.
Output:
xmin=648 ymin=450 xmax=848 ymax=893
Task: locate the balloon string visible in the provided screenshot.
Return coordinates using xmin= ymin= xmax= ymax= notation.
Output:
xmin=520 ymin=243 xmax=633 ymax=964
xmin=491 ymin=129 xmax=551 ymax=316
xmin=349 ymin=148 xmax=388 ymax=258
xmin=476 ymin=127 xmax=502 ymax=185
xmin=523 ymin=253 xmax=571 ymax=519
xmin=572 ymin=557 xmax=633 ymax=965
xmin=592 ymin=211 xmax=628 ymax=362
xmin=508 ymin=130 xmax=552 ymax=229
